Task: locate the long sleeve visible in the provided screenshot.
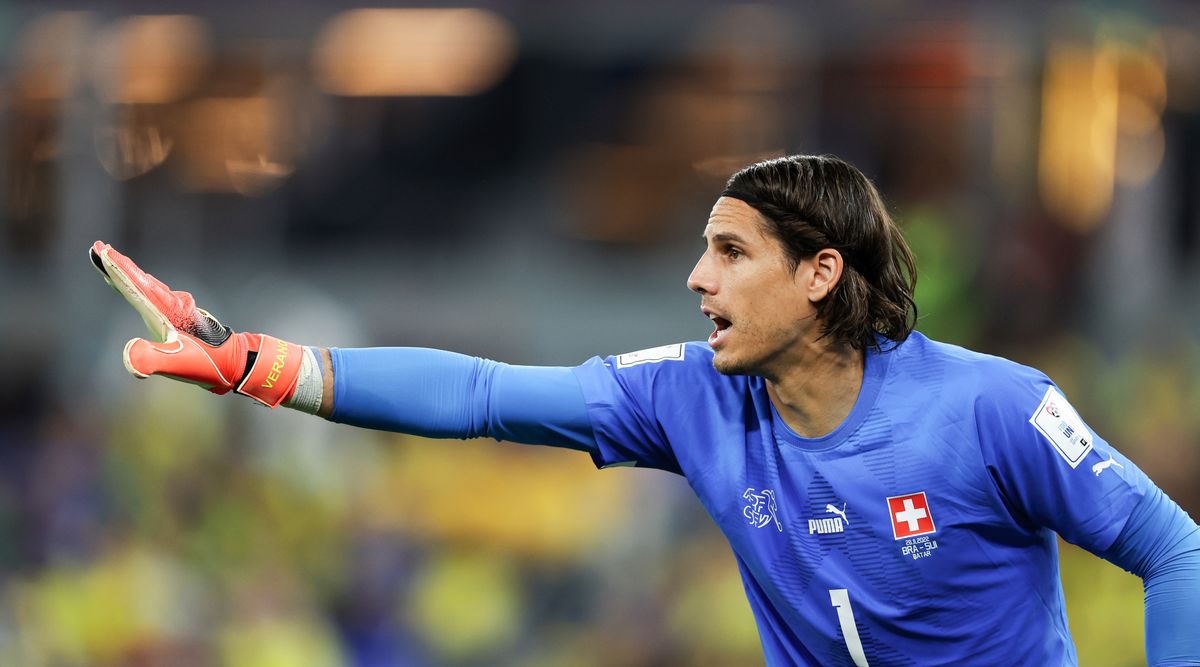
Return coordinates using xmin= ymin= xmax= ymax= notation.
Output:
xmin=1099 ymin=486 xmax=1200 ymax=666
xmin=327 ymin=347 xmax=597 ymax=452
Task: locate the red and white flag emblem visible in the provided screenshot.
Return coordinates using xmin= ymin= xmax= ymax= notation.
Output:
xmin=887 ymin=492 xmax=936 ymax=540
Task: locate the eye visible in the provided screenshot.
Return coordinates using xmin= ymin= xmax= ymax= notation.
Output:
xmin=725 ymin=247 xmax=743 ymax=260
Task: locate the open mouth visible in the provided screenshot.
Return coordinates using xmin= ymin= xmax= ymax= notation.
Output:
xmin=708 ymin=314 xmax=733 ymax=346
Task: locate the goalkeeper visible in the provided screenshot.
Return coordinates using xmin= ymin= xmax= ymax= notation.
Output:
xmin=93 ymin=154 xmax=1200 ymax=667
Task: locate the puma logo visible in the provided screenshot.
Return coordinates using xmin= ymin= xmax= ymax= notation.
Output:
xmin=1092 ymin=454 xmax=1124 ymax=477
xmin=808 ymin=502 xmax=850 ymax=535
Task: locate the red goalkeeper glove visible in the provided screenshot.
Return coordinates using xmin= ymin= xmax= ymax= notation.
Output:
xmin=90 ymin=241 xmax=303 ymax=408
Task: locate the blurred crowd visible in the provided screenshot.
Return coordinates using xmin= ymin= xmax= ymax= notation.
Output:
xmin=1 ymin=386 xmax=764 ymax=666
xmin=1 ymin=2 xmax=1199 ymax=666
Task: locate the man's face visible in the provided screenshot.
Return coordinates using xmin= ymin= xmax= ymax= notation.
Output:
xmin=687 ymin=197 xmax=820 ymax=376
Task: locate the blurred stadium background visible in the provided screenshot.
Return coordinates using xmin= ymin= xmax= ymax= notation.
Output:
xmin=0 ymin=2 xmax=1198 ymax=666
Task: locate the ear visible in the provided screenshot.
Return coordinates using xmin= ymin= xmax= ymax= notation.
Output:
xmin=802 ymin=248 xmax=845 ymax=303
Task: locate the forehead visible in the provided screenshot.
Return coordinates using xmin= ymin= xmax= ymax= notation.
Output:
xmin=703 ymin=196 xmax=772 ymax=243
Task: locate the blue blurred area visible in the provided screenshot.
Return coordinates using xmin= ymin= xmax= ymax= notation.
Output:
xmin=1 ymin=3 xmax=1198 ymax=666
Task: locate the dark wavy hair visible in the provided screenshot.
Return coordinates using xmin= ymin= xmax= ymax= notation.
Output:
xmin=723 ymin=154 xmax=917 ymax=351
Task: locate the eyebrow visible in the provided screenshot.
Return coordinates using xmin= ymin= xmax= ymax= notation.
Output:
xmin=703 ymin=231 xmax=750 ymax=244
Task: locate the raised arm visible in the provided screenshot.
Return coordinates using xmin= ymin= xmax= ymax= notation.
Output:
xmin=320 ymin=346 xmax=594 ymax=449
xmin=92 ymin=242 xmax=596 ymax=451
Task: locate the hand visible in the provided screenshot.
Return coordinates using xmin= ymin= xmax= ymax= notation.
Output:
xmin=90 ymin=241 xmax=303 ymax=407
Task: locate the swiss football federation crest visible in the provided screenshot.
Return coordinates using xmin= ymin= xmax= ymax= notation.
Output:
xmin=887 ymin=491 xmax=936 ymax=540
xmin=743 ymin=488 xmax=783 ymax=531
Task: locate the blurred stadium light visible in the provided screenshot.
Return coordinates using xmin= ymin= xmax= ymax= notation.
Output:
xmin=177 ymin=96 xmax=295 ymax=195
xmin=1038 ymin=42 xmax=1119 ymax=229
xmin=89 ymin=15 xmax=210 ymax=104
xmin=1039 ymin=16 xmax=1170 ymax=230
xmin=14 ymin=12 xmax=93 ymax=102
xmin=313 ymin=9 xmax=516 ymax=97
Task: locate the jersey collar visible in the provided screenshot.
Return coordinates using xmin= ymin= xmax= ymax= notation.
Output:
xmin=770 ymin=336 xmax=896 ymax=451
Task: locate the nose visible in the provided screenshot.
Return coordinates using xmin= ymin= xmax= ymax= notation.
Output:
xmin=687 ymin=252 xmax=715 ymax=295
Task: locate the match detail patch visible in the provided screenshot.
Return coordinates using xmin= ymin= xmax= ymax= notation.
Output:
xmin=1029 ymin=387 xmax=1093 ymax=469
xmin=616 ymin=343 xmax=685 ymax=368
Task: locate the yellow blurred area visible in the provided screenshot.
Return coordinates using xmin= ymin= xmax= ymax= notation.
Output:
xmin=665 ymin=534 xmax=763 ymax=665
xmin=408 ymin=551 xmax=523 ymax=661
xmin=1060 ymin=541 xmax=1145 ymax=666
xmin=218 ymin=615 xmax=345 ymax=667
xmin=361 ymin=435 xmax=635 ymax=562
xmin=13 ymin=543 xmax=196 ymax=666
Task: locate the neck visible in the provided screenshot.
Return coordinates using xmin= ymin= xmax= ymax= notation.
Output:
xmin=765 ymin=339 xmax=865 ymax=439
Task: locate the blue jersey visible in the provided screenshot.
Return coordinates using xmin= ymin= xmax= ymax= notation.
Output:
xmin=570 ymin=332 xmax=1152 ymax=666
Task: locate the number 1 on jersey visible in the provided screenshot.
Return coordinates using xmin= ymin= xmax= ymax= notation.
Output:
xmin=829 ymin=588 xmax=870 ymax=667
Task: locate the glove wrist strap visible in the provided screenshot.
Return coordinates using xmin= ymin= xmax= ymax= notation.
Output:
xmin=236 ymin=334 xmax=304 ymax=407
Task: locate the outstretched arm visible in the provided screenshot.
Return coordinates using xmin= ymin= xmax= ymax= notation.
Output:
xmin=93 ymin=241 xmax=597 ymax=451
xmin=91 ymin=241 xmax=305 ymax=407
xmin=317 ymin=346 xmax=595 ymax=450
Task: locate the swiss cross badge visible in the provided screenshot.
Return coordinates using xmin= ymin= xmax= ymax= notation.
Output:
xmin=887 ymin=492 xmax=936 ymax=540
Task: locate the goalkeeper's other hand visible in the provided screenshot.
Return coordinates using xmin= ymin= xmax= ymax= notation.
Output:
xmin=90 ymin=241 xmax=303 ymax=407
